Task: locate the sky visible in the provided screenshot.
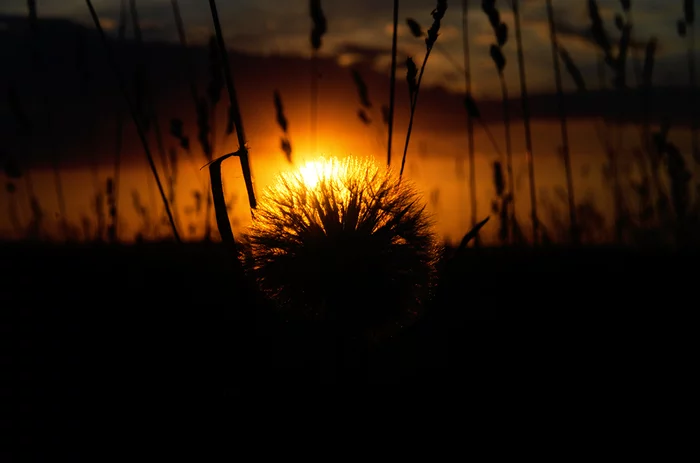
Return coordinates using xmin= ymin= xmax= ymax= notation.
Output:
xmin=0 ymin=1 xmax=698 ymax=243
xmin=1 ymin=0 xmax=697 ymax=97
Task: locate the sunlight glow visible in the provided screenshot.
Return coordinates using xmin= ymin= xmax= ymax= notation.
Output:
xmin=296 ymin=157 xmax=349 ymax=190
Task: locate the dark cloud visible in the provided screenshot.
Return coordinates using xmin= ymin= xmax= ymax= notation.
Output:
xmin=1 ymin=14 xmax=696 ymax=169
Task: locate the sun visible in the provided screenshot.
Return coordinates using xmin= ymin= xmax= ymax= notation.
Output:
xmin=296 ymin=157 xmax=349 ymax=190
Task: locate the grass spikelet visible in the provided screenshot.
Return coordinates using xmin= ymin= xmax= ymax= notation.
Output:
xmin=273 ymin=90 xmax=293 ymax=163
xmin=405 ymin=57 xmax=418 ymax=99
xmin=310 ymin=0 xmax=327 ymax=50
xmin=243 ymin=156 xmax=440 ymax=337
xmin=351 ymin=69 xmax=372 ymax=109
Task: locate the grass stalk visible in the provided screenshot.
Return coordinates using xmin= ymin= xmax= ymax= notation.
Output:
xmin=109 ymin=0 xmax=128 ymax=242
xmin=309 ymin=1 xmax=327 ymax=156
xmin=129 ymin=0 xmax=174 ymax=229
xmin=684 ymin=1 xmax=698 ymax=171
xmin=208 ymin=0 xmax=257 ymax=244
xmin=511 ymin=0 xmax=538 ymax=244
xmin=498 ymin=73 xmax=514 ymax=242
xmin=387 ymin=0 xmax=399 ymax=167
xmin=546 ymin=0 xmax=578 ymax=244
xmin=27 ymin=0 xmax=69 ymax=240
xmin=85 ymin=0 xmax=180 ymax=242
xmin=462 ymin=0 xmax=478 ymax=243
xmin=399 ymin=1 xmax=447 ymax=180
xmin=399 ymin=50 xmax=434 ymax=179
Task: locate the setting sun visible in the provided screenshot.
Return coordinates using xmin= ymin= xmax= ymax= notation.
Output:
xmin=296 ymin=157 xmax=349 ymax=189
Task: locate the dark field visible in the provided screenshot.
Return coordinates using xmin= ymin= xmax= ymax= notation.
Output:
xmin=3 ymin=241 xmax=695 ymax=457
xmin=3 ymin=241 xmax=694 ymax=380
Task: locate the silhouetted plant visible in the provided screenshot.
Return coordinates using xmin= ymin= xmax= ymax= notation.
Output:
xmin=350 ymin=69 xmax=387 ymax=152
xmin=207 ymin=0 xmax=258 ymax=245
xmin=352 ymin=69 xmax=372 ymax=125
xmin=461 ymin=0 xmax=478 ymax=245
xmin=86 ymin=0 xmax=180 ymax=241
xmin=26 ymin=0 xmax=69 ymax=240
xmin=511 ymin=0 xmax=539 ymax=244
xmin=131 ymin=190 xmax=151 ymax=238
xmin=400 ymin=0 xmax=448 ymax=179
xmin=108 ymin=0 xmax=128 ymax=243
xmin=274 ymin=90 xmax=293 ymax=163
xmin=546 ymin=0 xmax=578 ymax=244
xmin=7 ymin=84 xmax=36 ymax=221
xmin=482 ymin=0 xmax=516 ymax=244
xmin=130 ymin=0 xmax=174 ymax=238
xmin=309 ymin=0 xmax=327 ymax=155
xmin=172 ymin=0 xmax=214 ymax=239
xmin=491 ymin=160 xmax=511 ymax=243
xmin=677 ymin=0 xmax=698 ymax=167
xmin=243 ymin=156 xmax=439 ymax=340
xmin=587 ymin=0 xmax=631 ymax=243
xmin=387 ymin=0 xmax=399 ymax=167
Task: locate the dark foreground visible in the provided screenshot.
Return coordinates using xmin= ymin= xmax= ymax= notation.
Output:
xmin=2 ymin=241 xmax=695 ymax=454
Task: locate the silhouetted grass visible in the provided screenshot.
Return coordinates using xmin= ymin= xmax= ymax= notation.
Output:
xmin=309 ymin=0 xmax=327 ymax=155
xmin=207 ymin=0 xmax=258 ymax=245
xmin=511 ymin=0 xmax=539 ymax=243
xmin=461 ymin=0 xmax=478 ymax=244
xmin=274 ymin=90 xmax=293 ymax=163
xmin=546 ymin=0 xmax=578 ymax=244
xmin=387 ymin=0 xmax=399 ymax=167
xmin=86 ymin=0 xmax=180 ymax=241
xmin=400 ymin=0 xmax=448 ymax=179
xmin=27 ymin=0 xmax=69 ymax=240
xmin=482 ymin=0 xmax=516 ymax=244
xmin=677 ymin=0 xmax=698 ymax=168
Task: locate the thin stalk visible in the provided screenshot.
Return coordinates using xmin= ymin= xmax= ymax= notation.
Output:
xmin=111 ymin=0 xmax=126 ymax=242
xmin=27 ymin=1 xmax=68 ymax=239
xmin=311 ymin=50 xmax=318 ymax=155
xmin=462 ymin=0 xmax=477 ymax=240
xmin=171 ymin=0 xmax=211 ymax=236
xmin=204 ymin=103 xmax=217 ymax=240
xmin=387 ymin=0 xmax=398 ymax=167
xmin=512 ymin=0 xmax=538 ymax=244
xmin=400 ymin=50 xmax=433 ymax=179
xmin=85 ymin=0 xmax=180 ymax=242
xmin=498 ymin=74 xmax=514 ymax=244
xmin=546 ymin=0 xmax=578 ymax=243
xmin=129 ymin=0 xmax=173 ymax=221
xmin=208 ymin=0 xmax=257 ymax=242
xmin=113 ymin=110 xmax=124 ymax=241
xmin=689 ymin=23 xmax=698 ymax=172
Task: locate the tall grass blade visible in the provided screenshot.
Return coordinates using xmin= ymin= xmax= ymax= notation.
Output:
xmin=387 ymin=0 xmax=399 ymax=167
xmin=512 ymin=0 xmax=539 ymax=244
xmin=208 ymin=0 xmax=257 ymax=211
xmin=462 ymin=0 xmax=478 ymax=245
xmin=85 ymin=0 xmax=180 ymax=241
xmin=546 ymin=0 xmax=578 ymax=243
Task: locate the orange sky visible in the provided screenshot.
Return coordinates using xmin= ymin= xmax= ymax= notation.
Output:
xmin=0 ymin=4 xmax=698 ymax=244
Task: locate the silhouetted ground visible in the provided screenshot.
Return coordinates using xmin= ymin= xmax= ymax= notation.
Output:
xmin=2 ymin=241 xmax=696 ymax=456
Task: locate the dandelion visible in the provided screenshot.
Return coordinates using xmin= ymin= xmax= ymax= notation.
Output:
xmin=243 ymin=156 xmax=439 ymax=338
